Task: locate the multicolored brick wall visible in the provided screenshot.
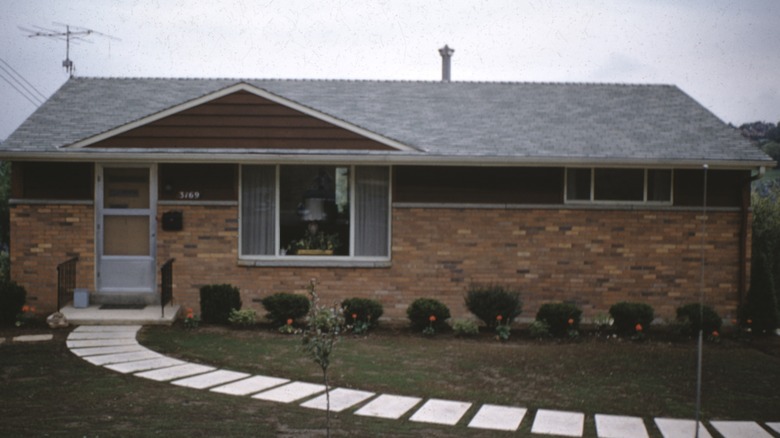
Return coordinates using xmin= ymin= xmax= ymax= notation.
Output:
xmin=155 ymin=204 xmax=746 ymax=323
xmin=9 ymin=203 xmax=95 ymax=311
xmin=9 ymin=201 xmax=745 ymax=321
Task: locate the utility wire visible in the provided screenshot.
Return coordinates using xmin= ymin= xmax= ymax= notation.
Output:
xmin=0 ymin=70 xmax=42 ymax=107
xmin=0 ymin=58 xmax=48 ymax=101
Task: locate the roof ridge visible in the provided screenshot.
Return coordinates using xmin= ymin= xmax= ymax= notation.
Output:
xmin=70 ymin=76 xmax=674 ymax=88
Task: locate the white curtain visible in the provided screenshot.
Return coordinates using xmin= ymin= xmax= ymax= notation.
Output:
xmin=355 ymin=166 xmax=389 ymax=257
xmin=241 ymin=165 xmax=276 ymax=255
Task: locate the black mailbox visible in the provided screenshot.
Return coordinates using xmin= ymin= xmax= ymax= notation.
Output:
xmin=162 ymin=211 xmax=183 ymax=231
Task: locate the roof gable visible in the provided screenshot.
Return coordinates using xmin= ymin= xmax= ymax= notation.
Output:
xmin=70 ymin=83 xmax=414 ymax=152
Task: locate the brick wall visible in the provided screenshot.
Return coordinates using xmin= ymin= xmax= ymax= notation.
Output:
xmin=10 ymin=203 xmax=94 ymax=311
xmin=157 ymin=204 xmax=744 ymax=323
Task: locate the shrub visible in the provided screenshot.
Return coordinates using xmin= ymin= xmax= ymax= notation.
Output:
xmin=535 ymin=302 xmax=582 ymax=337
xmin=676 ymin=303 xmax=722 ymax=335
xmin=228 ymin=308 xmax=257 ymax=328
xmin=528 ymin=320 xmax=551 ymax=338
xmin=199 ymin=284 xmax=242 ymax=324
xmin=0 ymin=280 xmax=27 ymax=326
xmin=341 ymin=298 xmax=384 ymax=327
xmin=609 ymin=302 xmax=654 ymax=335
xmin=452 ymin=319 xmax=479 ymax=337
xmin=261 ymin=292 xmax=310 ymax=326
xmin=407 ymin=298 xmax=451 ymax=331
xmin=464 ymin=284 xmax=522 ymax=328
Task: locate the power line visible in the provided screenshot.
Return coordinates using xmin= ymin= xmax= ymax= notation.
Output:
xmin=0 ymin=71 xmax=42 ymax=107
xmin=0 ymin=58 xmax=48 ymax=101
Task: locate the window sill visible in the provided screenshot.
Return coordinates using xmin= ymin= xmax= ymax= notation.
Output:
xmin=238 ymin=258 xmax=392 ymax=268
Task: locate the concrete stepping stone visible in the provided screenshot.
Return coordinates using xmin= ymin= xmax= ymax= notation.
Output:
xmin=135 ymin=363 xmax=215 ymax=382
xmin=83 ymin=350 xmax=162 ymax=366
xmin=70 ymin=345 xmax=147 ymax=357
xmin=654 ymin=418 xmax=712 ymax=438
xmin=68 ymin=332 xmax=138 ymax=340
xmin=12 ymin=334 xmax=54 ymax=342
xmin=710 ymin=421 xmax=773 ymax=438
xmin=73 ymin=325 xmax=141 ymax=333
xmin=211 ymin=375 xmax=289 ymax=396
xmin=596 ymin=414 xmax=649 ymax=438
xmin=766 ymin=423 xmax=780 ymax=434
xmin=531 ymin=409 xmax=585 ymax=437
xmin=408 ymin=398 xmax=472 ymax=426
xmin=468 ymin=404 xmax=527 ymax=431
xmin=299 ymin=388 xmax=375 ymax=412
xmin=354 ymin=394 xmax=423 ymax=420
xmin=67 ymin=338 xmax=139 ymax=348
xmin=252 ymin=381 xmax=326 ymax=403
xmin=105 ymin=357 xmax=185 ymax=374
xmin=171 ymin=369 xmax=250 ymax=390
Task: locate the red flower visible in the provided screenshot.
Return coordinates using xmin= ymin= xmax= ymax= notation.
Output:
xmin=29 ymin=306 xmax=36 ymax=313
xmin=286 ymin=318 xmax=294 ymax=325
xmin=567 ymin=318 xmax=574 ymax=325
xmin=747 ymin=319 xmax=753 ymax=324
xmin=712 ymin=330 xmax=719 ymax=337
xmin=429 ymin=315 xmax=436 ymax=322
xmin=635 ymin=323 xmax=643 ymax=332
xmin=496 ymin=315 xmax=503 ymax=322
xmin=22 ymin=305 xmax=30 ymax=313
xmin=352 ymin=313 xmax=358 ymax=320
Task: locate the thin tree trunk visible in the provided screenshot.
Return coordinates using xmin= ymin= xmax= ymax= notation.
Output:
xmin=323 ymin=367 xmax=330 ymax=438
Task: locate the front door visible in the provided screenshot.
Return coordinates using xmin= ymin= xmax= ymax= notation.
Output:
xmin=96 ymin=165 xmax=156 ymax=294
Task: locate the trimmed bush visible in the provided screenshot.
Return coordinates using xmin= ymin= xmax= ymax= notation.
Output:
xmin=228 ymin=308 xmax=257 ymax=328
xmin=200 ymin=284 xmax=242 ymax=324
xmin=452 ymin=319 xmax=480 ymax=337
xmin=676 ymin=303 xmax=722 ymax=335
xmin=464 ymin=284 xmax=522 ymax=328
xmin=535 ymin=302 xmax=582 ymax=337
xmin=528 ymin=320 xmax=552 ymax=338
xmin=609 ymin=301 xmax=654 ymax=335
xmin=0 ymin=280 xmax=26 ymax=326
xmin=261 ymin=292 xmax=310 ymax=326
xmin=407 ymin=298 xmax=451 ymax=331
xmin=341 ymin=297 xmax=384 ymax=327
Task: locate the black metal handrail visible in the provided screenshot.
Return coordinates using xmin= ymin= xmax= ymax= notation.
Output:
xmin=56 ymin=256 xmax=78 ymax=311
xmin=161 ymin=258 xmax=175 ymax=317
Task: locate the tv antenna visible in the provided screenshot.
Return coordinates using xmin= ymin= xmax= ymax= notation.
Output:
xmin=20 ymin=23 xmax=120 ymax=76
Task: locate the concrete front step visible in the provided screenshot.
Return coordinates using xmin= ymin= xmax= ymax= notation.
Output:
xmin=60 ymin=304 xmax=180 ymax=325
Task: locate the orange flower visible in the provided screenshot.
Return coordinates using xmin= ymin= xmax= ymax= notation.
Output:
xmin=429 ymin=315 xmax=436 ymax=322
xmin=567 ymin=318 xmax=574 ymax=325
xmin=286 ymin=318 xmax=294 ymax=325
xmin=712 ymin=330 xmax=719 ymax=337
xmin=747 ymin=319 xmax=752 ymax=324
xmin=635 ymin=323 xmax=643 ymax=332
xmin=22 ymin=305 xmax=30 ymax=313
xmin=352 ymin=313 xmax=358 ymax=320
xmin=496 ymin=315 xmax=503 ymax=322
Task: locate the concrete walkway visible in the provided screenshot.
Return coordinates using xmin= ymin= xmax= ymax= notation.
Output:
xmin=66 ymin=326 xmax=779 ymax=437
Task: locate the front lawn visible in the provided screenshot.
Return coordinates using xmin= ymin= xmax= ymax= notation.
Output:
xmin=1 ymin=324 xmax=778 ymax=437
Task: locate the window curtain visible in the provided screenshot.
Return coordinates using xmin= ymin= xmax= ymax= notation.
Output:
xmin=354 ymin=166 xmax=390 ymax=257
xmin=241 ymin=166 xmax=276 ymax=255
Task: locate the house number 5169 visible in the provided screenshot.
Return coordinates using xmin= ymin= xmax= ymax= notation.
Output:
xmin=178 ymin=191 xmax=201 ymax=200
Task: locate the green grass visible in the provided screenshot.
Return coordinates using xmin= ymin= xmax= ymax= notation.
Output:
xmin=2 ymin=324 xmax=779 ymax=437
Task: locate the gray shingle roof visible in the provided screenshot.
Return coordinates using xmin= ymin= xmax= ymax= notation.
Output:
xmin=1 ymin=77 xmax=772 ymax=166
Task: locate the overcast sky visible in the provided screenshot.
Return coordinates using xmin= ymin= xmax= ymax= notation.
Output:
xmin=2 ymin=0 xmax=779 ymax=141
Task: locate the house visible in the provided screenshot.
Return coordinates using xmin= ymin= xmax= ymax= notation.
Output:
xmin=1 ymin=76 xmax=774 ymax=323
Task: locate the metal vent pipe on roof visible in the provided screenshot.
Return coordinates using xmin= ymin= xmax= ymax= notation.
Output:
xmin=438 ymin=45 xmax=454 ymax=82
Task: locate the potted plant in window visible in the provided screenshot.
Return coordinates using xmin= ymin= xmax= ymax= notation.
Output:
xmin=287 ymin=223 xmax=341 ymax=256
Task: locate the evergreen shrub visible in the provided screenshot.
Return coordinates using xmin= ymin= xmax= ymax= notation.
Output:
xmin=464 ymin=284 xmax=522 ymax=328
xmin=407 ymin=298 xmax=450 ymax=331
xmin=609 ymin=301 xmax=654 ymax=335
xmin=676 ymin=303 xmax=722 ymax=334
xmin=535 ymin=302 xmax=582 ymax=336
xmin=261 ymin=292 xmax=310 ymax=326
xmin=341 ymin=297 xmax=384 ymax=327
xmin=199 ymin=284 xmax=242 ymax=324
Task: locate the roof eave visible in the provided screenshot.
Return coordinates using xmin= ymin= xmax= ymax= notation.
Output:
xmin=0 ymin=150 xmax=772 ymax=169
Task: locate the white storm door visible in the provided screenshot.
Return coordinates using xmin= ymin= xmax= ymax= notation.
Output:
xmin=97 ymin=165 xmax=157 ymax=293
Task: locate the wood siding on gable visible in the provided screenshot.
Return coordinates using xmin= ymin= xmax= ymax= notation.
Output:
xmin=88 ymin=90 xmax=397 ymax=150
